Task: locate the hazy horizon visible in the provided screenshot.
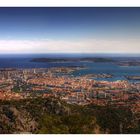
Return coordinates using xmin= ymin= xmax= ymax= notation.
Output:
xmin=0 ymin=8 xmax=140 ymax=54
xmin=0 ymin=53 xmax=139 ymax=58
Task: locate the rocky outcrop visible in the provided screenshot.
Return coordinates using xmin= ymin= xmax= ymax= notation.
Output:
xmin=0 ymin=105 xmax=37 ymax=134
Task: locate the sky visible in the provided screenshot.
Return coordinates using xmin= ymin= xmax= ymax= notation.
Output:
xmin=0 ymin=7 xmax=140 ymax=54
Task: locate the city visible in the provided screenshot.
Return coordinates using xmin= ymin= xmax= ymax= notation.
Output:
xmin=0 ymin=67 xmax=140 ymax=115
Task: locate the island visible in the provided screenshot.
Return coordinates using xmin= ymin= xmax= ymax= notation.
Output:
xmin=125 ymin=75 xmax=140 ymax=80
xmin=30 ymin=57 xmax=115 ymax=63
xmin=117 ymin=61 xmax=140 ymax=66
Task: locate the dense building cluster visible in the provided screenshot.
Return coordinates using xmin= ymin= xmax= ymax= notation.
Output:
xmin=0 ymin=67 xmax=140 ymax=113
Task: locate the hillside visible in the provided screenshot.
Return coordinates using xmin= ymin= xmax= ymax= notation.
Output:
xmin=0 ymin=97 xmax=139 ymax=134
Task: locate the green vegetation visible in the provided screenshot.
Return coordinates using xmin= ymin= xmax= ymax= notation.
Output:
xmin=11 ymin=86 xmax=21 ymax=93
xmin=0 ymin=97 xmax=139 ymax=134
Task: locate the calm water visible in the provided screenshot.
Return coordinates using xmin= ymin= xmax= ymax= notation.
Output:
xmin=0 ymin=54 xmax=140 ymax=82
xmin=72 ymin=62 xmax=140 ymax=82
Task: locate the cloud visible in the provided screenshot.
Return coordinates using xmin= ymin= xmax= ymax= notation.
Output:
xmin=0 ymin=38 xmax=139 ymax=54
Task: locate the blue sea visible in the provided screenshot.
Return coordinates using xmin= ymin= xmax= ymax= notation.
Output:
xmin=0 ymin=53 xmax=140 ymax=82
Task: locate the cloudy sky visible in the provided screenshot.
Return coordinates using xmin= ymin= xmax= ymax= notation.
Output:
xmin=0 ymin=7 xmax=140 ymax=54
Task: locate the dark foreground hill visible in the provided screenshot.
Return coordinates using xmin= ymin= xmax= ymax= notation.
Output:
xmin=0 ymin=97 xmax=140 ymax=134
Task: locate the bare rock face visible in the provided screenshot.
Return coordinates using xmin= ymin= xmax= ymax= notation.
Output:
xmin=0 ymin=106 xmax=38 ymax=134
